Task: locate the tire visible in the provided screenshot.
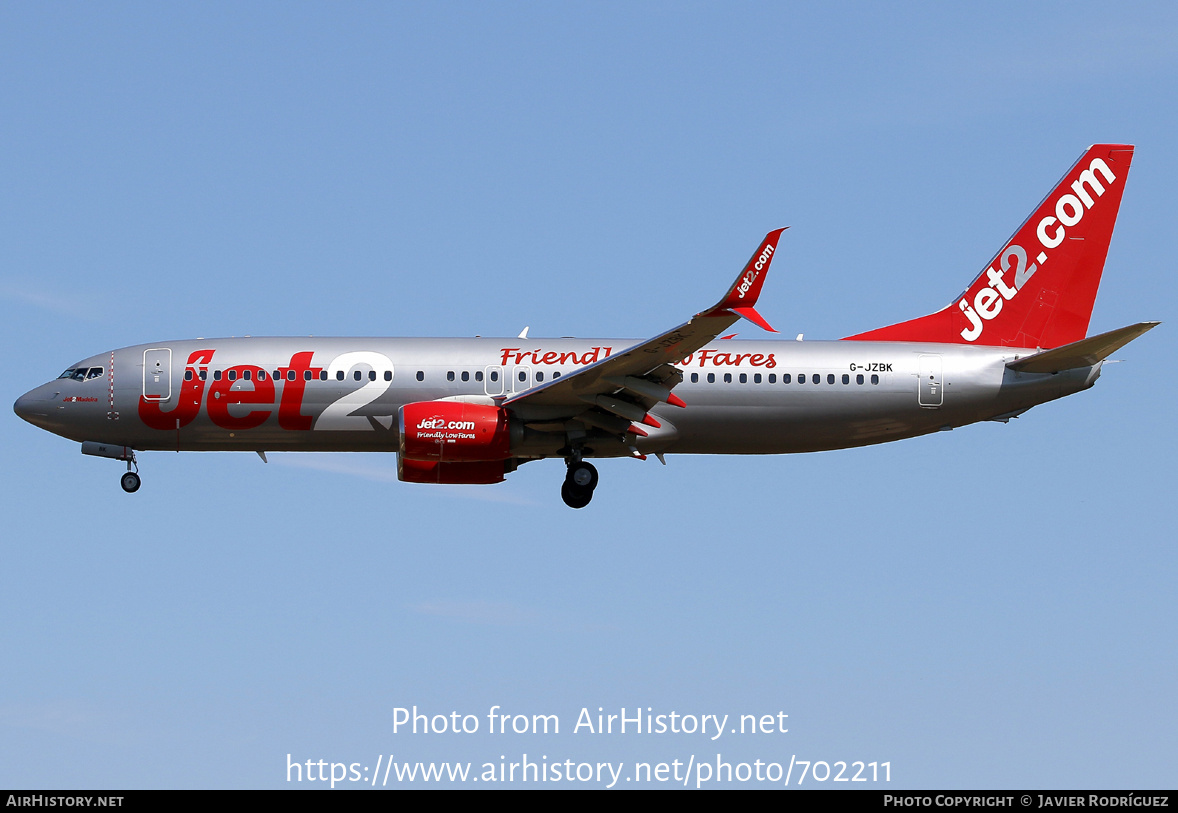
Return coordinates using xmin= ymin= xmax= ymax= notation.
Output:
xmin=120 ymin=471 xmax=141 ymax=493
xmin=566 ymin=461 xmax=598 ymax=491
xmin=561 ymin=480 xmax=592 ymax=509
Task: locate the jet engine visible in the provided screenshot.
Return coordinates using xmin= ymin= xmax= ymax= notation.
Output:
xmin=397 ymin=458 xmax=513 ymax=484
xmin=398 ymin=398 xmax=521 ymax=463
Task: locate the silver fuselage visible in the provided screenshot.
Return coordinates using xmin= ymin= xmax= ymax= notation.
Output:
xmin=14 ymin=336 xmax=1097 ymax=459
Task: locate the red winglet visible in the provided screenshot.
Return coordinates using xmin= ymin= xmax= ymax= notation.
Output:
xmin=666 ymin=393 xmax=687 ymax=409
xmin=708 ymin=228 xmax=785 ymax=333
xmin=717 ymin=228 xmax=785 ymax=309
xmin=628 ymin=424 xmax=649 ymax=437
xmin=731 ymin=306 xmax=777 ymax=333
xmin=641 ymin=413 xmax=662 ymax=428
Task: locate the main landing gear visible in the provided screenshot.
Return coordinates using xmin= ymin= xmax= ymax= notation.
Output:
xmin=561 ymin=460 xmax=598 ymax=509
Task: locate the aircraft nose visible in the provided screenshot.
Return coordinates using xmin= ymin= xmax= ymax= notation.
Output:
xmin=14 ymin=385 xmax=55 ymax=427
xmin=14 ymin=391 xmax=35 ymax=422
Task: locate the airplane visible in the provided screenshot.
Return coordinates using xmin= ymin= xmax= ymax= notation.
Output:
xmin=14 ymin=144 xmax=1158 ymax=508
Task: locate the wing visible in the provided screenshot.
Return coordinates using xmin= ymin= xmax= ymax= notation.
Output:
xmin=503 ymin=229 xmax=786 ymax=441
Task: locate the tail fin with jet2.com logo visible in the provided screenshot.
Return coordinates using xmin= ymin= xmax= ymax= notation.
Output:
xmin=844 ymin=144 xmax=1134 ymax=349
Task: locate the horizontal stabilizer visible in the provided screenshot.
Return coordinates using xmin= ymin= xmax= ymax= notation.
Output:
xmin=1006 ymin=322 xmax=1159 ymax=374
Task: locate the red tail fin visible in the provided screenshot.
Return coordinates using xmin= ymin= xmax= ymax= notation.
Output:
xmin=845 ymin=145 xmax=1134 ymax=348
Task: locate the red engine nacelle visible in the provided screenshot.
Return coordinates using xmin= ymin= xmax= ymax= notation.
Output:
xmin=397 ymin=458 xmax=510 ymax=485
xmin=399 ymin=401 xmax=513 ymax=462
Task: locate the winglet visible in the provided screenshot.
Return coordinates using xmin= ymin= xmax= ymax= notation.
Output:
xmin=705 ymin=228 xmax=786 ymax=332
xmin=731 ymin=306 xmax=776 ymax=333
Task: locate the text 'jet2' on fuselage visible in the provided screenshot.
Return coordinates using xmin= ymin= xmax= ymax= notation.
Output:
xmin=14 ymin=144 xmax=1158 ymax=508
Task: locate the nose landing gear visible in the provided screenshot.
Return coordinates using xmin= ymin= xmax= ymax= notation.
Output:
xmin=561 ymin=460 xmax=598 ymax=509
xmin=80 ymin=442 xmax=141 ymax=493
xmin=120 ymin=469 xmax=141 ymax=493
xmin=118 ymin=451 xmax=141 ymax=493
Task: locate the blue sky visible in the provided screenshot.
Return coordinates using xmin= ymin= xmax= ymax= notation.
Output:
xmin=2 ymin=2 xmax=1175 ymax=789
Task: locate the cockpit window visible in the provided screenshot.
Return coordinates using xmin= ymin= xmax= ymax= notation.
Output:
xmin=57 ymin=367 xmax=103 ymax=382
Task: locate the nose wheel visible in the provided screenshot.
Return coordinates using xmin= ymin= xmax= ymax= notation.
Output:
xmin=120 ymin=471 xmax=141 ymax=493
xmin=561 ymin=460 xmax=598 ymax=508
xmin=115 ymin=450 xmax=141 ymax=493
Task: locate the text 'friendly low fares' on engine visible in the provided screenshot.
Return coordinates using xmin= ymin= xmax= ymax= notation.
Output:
xmin=14 ymin=145 xmax=1158 ymax=508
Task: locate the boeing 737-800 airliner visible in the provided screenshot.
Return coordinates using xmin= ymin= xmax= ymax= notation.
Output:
xmin=14 ymin=145 xmax=1157 ymax=507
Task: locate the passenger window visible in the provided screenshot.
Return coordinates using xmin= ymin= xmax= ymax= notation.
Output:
xmin=871 ymin=374 xmax=879 ymax=385
xmin=199 ymin=370 xmax=207 ymax=381
xmin=476 ymin=371 xmax=484 ymax=382
xmin=243 ymin=370 xmax=251 ymax=381
xmin=827 ymin=374 xmax=835 ymax=385
xmin=553 ymin=371 xmax=561 ymax=379
xmin=336 ymin=370 xmax=344 ymax=381
xmin=184 ymin=370 xmax=193 ymax=381
xmin=228 ymin=370 xmax=238 ymax=382
xmin=368 ymin=371 xmax=376 ymax=381
xmin=384 ymin=370 xmax=392 ymax=381
xmin=447 ymin=371 xmax=455 ymax=382
xmin=518 ymin=371 xmax=526 ymax=382
xmin=305 ymin=370 xmax=313 ymax=381
xmin=691 ymin=373 xmax=699 ymax=383
xmin=213 ymin=371 xmax=222 ymax=381
xmin=754 ymin=373 xmax=762 ymax=383
xmin=812 ymin=374 xmax=821 ymax=384
xmin=536 ymin=371 xmax=544 ymax=382
xmin=489 ymin=371 xmax=498 ymax=382
xmin=319 ymin=371 xmax=327 ymax=381
xmin=723 ymin=373 xmax=732 ymax=383
xmin=416 ymin=371 xmax=424 ymax=381
xmin=354 ymin=371 xmax=362 ymax=381
xmin=287 ymin=370 xmax=296 ymax=381
xmin=797 ymin=374 xmax=804 ymax=384
xmin=707 ymin=373 xmax=715 ymax=383
xmin=783 ymin=374 xmax=791 ymax=383
xmin=857 ymin=374 xmax=864 ymax=384
xmin=257 ymin=370 xmax=266 ymax=381
xmin=842 ymin=374 xmax=849 ymax=384
xmin=461 ymin=371 xmax=469 ymax=382
xmin=739 ymin=373 xmax=747 ymax=383
xmin=768 ymin=374 xmax=776 ymax=383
